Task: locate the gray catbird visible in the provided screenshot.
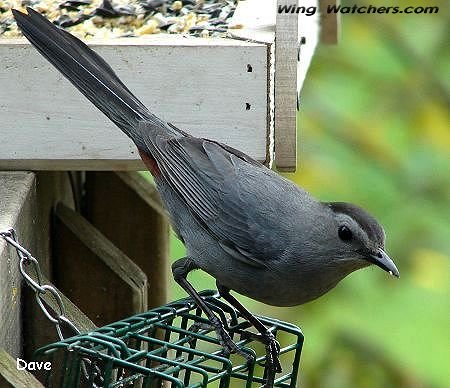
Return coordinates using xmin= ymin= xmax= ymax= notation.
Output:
xmin=13 ymin=8 xmax=399 ymax=387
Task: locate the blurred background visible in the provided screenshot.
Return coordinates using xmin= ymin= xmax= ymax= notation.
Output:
xmin=167 ymin=1 xmax=449 ymax=387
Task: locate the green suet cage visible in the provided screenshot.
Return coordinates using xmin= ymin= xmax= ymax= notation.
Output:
xmin=35 ymin=290 xmax=303 ymax=387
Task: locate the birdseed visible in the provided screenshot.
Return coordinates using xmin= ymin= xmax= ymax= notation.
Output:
xmin=0 ymin=0 xmax=239 ymax=39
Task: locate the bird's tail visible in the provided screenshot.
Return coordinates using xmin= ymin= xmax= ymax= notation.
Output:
xmin=13 ymin=7 xmax=171 ymax=151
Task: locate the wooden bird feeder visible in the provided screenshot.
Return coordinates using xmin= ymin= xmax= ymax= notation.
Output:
xmin=0 ymin=0 xmax=338 ymax=172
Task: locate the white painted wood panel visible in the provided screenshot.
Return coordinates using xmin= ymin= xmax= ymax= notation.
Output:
xmin=0 ymin=37 xmax=269 ymax=170
xmin=231 ymin=0 xmax=320 ymax=171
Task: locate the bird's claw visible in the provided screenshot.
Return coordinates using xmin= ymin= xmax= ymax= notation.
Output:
xmin=214 ymin=322 xmax=255 ymax=366
xmin=264 ymin=334 xmax=282 ymax=373
xmin=239 ymin=330 xmax=282 ymax=374
xmin=189 ymin=319 xmax=255 ymax=366
xmin=257 ymin=331 xmax=282 ymax=388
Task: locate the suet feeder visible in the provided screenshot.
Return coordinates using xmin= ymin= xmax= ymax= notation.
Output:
xmin=35 ymin=291 xmax=303 ymax=387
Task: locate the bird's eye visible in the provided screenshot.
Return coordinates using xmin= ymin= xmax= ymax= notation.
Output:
xmin=338 ymin=225 xmax=353 ymax=241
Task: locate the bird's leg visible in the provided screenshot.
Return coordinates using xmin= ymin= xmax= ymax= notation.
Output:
xmin=172 ymin=258 xmax=253 ymax=363
xmin=217 ymin=283 xmax=282 ymax=388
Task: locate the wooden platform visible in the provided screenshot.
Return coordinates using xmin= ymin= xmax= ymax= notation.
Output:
xmin=0 ymin=37 xmax=269 ymax=169
xmin=0 ymin=0 xmax=334 ymax=171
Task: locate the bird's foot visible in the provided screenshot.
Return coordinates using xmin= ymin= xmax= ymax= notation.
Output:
xmin=261 ymin=332 xmax=281 ymax=388
xmin=189 ymin=318 xmax=255 ymax=366
xmin=239 ymin=330 xmax=281 ymax=388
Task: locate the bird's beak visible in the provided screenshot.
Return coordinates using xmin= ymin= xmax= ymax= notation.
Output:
xmin=368 ymin=249 xmax=400 ymax=278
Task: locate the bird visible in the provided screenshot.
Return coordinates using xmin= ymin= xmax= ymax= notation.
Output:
xmin=13 ymin=8 xmax=399 ymax=388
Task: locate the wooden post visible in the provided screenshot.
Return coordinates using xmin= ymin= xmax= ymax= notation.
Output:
xmin=319 ymin=0 xmax=341 ymax=44
xmin=22 ymin=172 xmax=76 ymax=360
xmin=84 ymin=172 xmax=170 ymax=309
xmin=0 ymin=172 xmax=95 ymax=385
xmin=0 ymin=172 xmax=35 ymax=358
xmin=53 ymin=203 xmax=148 ymax=326
xmin=274 ymin=0 xmax=300 ymax=171
xmin=230 ymin=0 xmax=320 ymax=171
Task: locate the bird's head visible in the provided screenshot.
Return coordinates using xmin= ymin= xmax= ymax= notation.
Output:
xmin=323 ymin=202 xmax=400 ymax=278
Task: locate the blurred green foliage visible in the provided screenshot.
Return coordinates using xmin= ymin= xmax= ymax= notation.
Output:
xmin=165 ymin=1 xmax=449 ymax=386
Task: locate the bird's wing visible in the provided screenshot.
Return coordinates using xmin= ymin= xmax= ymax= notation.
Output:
xmin=142 ymin=124 xmax=298 ymax=266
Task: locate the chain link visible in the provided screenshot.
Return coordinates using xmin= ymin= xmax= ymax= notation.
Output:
xmin=0 ymin=228 xmax=78 ymax=341
xmin=0 ymin=227 xmax=103 ymax=386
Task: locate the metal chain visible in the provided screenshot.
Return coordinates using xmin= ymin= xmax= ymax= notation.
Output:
xmin=0 ymin=227 xmax=104 ymax=386
xmin=0 ymin=228 xmax=81 ymax=341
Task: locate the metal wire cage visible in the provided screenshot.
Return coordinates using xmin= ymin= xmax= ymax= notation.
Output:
xmin=35 ymin=290 xmax=303 ymax=387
